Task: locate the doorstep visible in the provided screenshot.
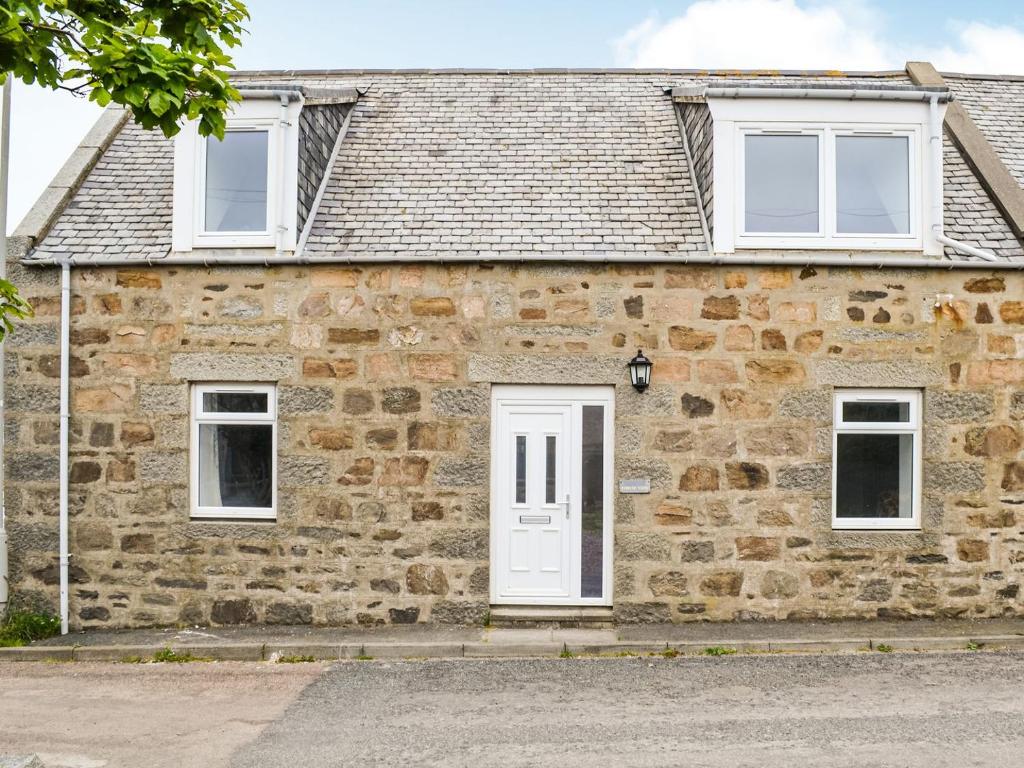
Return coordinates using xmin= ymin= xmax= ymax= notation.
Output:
xmin=488 ymin=605 xmax=615 ymax=629
xmin=2 ymin=617 xmax=1022 ymax=662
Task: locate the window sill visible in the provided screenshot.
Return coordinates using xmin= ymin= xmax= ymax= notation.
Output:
xmin=190 ymin=511 xmax=277 ymax=522
xmin=832 ymin=523 xmax=921 ymax=532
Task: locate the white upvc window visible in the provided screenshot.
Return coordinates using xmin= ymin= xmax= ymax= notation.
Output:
xmin=832 ymin=389 xmax=922 ymax=531
xmin=197 ymin=121 xmax=275 ymax=243
xmin=173 ymin=97 xmax=301 ymax=252
xmin=708 ymin=97 xmax=940 ymax=255
xmin=190 ymin=383 xmax=277 ymax=520
xmin=737 ymin=124 xmax=920 ymax=249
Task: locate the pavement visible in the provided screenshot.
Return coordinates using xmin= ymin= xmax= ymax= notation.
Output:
xmin=2 ymin=651 xmax=1023 ymax=767
xmin=5 ymin=616 xmax=1024 ymax=661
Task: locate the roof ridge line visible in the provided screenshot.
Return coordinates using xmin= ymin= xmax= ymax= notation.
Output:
xmin=229 ymin=67 xmax=909 ymax=78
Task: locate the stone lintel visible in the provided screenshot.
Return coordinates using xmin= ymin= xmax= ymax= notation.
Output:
xmin=169 ymin=353 xmax=296 ymax=381
xmin=468 ymin=354 xmax=623 ymax=384
xmin=815 ymin=360 xmax=943 ymax=388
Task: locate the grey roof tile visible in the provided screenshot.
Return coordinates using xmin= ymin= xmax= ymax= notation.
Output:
xmin=29 ymin=70 xmax=1024 ymax=265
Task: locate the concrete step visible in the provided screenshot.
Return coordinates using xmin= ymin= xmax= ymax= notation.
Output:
xmin=489 ymin=605 xmax=615 ymax=629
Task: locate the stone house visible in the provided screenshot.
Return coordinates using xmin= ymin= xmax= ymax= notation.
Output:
xmin=3 ymin=61 xmax=1024 ymax=631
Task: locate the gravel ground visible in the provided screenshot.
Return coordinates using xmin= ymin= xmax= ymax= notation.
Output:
xmin=3 ymin=652 xmax=1023 ymax=767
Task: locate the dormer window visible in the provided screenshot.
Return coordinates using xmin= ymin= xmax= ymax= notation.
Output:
xmin=683 ymin=85 xmax=948 ymax=256
xmin=738 ymin=125 xmax=918 ymax=247
xmin=173 ymin=94 xmax=302 ymax=252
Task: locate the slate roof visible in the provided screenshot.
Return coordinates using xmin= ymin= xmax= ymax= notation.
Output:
xmin=946 ymin=74 xmax=1024 ymax=187
xmin=26 ymin=70 xmax=1024 ymax=264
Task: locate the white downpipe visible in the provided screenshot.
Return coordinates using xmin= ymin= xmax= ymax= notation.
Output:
xmin=0 ymin=78 xmax=11 ymax=613
xmin=928 ymin=94 xmax=998 ymax=263
xmin=274 ymin=95 xmax=290 ymax=259
xmin=58 ymin=262 xmax=70 ymax=634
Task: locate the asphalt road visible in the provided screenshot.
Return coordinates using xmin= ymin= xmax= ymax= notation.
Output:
xmin=3 ymin=652 xmax=1023 ymax=767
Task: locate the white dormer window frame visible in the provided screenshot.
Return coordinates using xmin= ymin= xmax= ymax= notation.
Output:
xmin=709 ymin=97 xmax=942 ymax=256
xmin=173 ymin=96 xmax=302 ymax=252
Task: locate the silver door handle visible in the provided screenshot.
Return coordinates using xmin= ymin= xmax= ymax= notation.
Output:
xmin=556 ymin=496 xmax=570 ymax=518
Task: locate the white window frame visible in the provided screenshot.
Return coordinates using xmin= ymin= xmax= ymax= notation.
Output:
xmin=190 ymin=383 xmax=278 ymax=521
xmin=194 ymin=120 xmax=278 ymax=247
xmin=708 ymin=97 xmax=941 ymax=256
xmin=737 ymin=127 xmax=826 ymax=241
xmin=736 ymin=123 xmax=920 ymax=250
xmin=172 ymin=97 xmax=301 ymax=252
xmin=832 ymin=389 xmax=922 ymax=531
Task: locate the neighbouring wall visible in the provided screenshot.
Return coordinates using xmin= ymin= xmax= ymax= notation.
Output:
xmin=4 ymin=246 xmax=1024 ymax=628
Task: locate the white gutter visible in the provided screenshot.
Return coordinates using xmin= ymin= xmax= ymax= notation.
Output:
xmin=0 ymin=78 xmax=10 ymax=614
xmin=58 ymin=262 xmax=70 ymax=634
xmin=926 ymin=94 xmax=999 ymax=262
xmin=24 ymin=250 xmax=1024 ymax=269
xmin=703 ymin=86 xmax=952 ymax=102
xmin=236 ymin=89 xmax=302 ymax=102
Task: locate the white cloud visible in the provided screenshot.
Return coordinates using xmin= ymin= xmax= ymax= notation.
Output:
xmin=613 ymin=0 xmax=891 ymax=70
xmin=614 ymin=0 xmax=1024 ymax=75
xmin=919 ymin=21 xmax=1024 ymax=75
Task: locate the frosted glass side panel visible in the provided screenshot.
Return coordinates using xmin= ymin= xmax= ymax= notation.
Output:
xmin=581 ymin=406 xmax=604 ymax=598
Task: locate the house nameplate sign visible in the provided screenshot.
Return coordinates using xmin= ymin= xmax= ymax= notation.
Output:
xmin=618 ymin=478 xmax=651 ymax=494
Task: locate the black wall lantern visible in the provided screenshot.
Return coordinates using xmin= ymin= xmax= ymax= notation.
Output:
xmin=628 ymin=349 xmax=652 ymax=392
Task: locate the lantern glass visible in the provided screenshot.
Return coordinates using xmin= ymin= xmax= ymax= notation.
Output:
xmin=628 ymin=350 xmax=652 ymax=391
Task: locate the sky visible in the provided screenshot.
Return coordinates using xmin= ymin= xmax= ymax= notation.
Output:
xmin=6 ymin=0 xmax=1024 ymax=232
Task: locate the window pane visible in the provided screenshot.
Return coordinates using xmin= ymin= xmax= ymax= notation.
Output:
xmin=581 ymin=405 xmax=604 ymax=598
xmin=515 ymin=435 xmax=526 ymax=504
xmin=842 ymin=400 xmax=909 ymax=423
xmin=202 ymin=391 xmax=269 ymax=414
xmin=835 ymin=433 xmax=913 ymax=518
xmin=836 ymin=136 xmax=910 ymax=234
xmin=205 ymin=131 xmax=269 ymax=232
xmin=745 ymin=134 xmax=819 ymax=233
xmin=545 ymin=435 xmax=556 ymax=505
xmin=198 ymin=423 xmax=273 ymax=508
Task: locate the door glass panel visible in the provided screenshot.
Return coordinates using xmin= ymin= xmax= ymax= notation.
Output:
xmin=581 ymin=405 xmax=604 ymax=598
xmin=515 ymin=434 xmax=526 ymax=504
xmin=545 ymin=435 xmax=556 ymax=504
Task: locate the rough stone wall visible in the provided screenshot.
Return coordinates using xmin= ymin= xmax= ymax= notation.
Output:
xmin=296 ymin=103 xmax=351 ymax=235
xmin=5 ymin=252 xmax=1024 ymax=628
xmin=679 ymin=102 xmax=714 ymax=241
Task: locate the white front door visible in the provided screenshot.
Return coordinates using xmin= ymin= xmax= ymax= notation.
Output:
xmin=490 ymin=385 xmax=614 ymax=606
